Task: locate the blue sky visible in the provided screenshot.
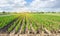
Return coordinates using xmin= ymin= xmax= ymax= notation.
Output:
xmin=0 ymin=0 xmax=60 ymax=12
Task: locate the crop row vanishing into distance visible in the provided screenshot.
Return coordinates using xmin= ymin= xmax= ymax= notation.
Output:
xmin=0 ymin=13 xmax=60 ymax=35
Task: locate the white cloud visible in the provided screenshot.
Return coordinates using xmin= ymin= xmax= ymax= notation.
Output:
xmin=27 ymin=0 xmax=57 ymax=12
xmin=11 ymin=7 xmax=29 ymax=12
xmin=12 ymin=0 xmax=27 ymax=6
xmin=30 ymin=0 xmax=56 ymax=8
xmin=0 ymin=0 xmax=8 ymax=4
xmin=0 ymin=0 xmax=27 ymax=12
xmin=50 ymin=0 xmax=55 ymax=1
xmin=0 ymin=0 xmax=26 ymax=7
xmin=0 ymin=0 xmax=59 ymax=12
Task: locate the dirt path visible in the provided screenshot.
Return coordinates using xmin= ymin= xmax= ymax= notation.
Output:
xmin=29 ymin=19 xmax=36 ymax=34
xmin=14 ymin=18 xmax=24 ymax=36
xmin=19 ymin=18 xmax=25 ymax=34
xmin=15 ymin=19 xmax=23 ymax=34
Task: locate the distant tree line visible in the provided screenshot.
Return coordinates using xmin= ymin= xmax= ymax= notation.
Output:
xmin=31 ymin=12 xmax=60 ymax=14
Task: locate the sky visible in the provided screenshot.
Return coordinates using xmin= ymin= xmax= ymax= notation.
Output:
xmin=0 ymin=0 xmax=60 ymax=12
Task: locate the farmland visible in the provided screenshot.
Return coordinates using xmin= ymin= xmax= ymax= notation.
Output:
xmin=0 ymin=13 xmax=60 ymax=36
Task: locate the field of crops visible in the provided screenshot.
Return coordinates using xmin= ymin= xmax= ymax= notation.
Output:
xmin=0 ymin=13 xmax=60 ymax=36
